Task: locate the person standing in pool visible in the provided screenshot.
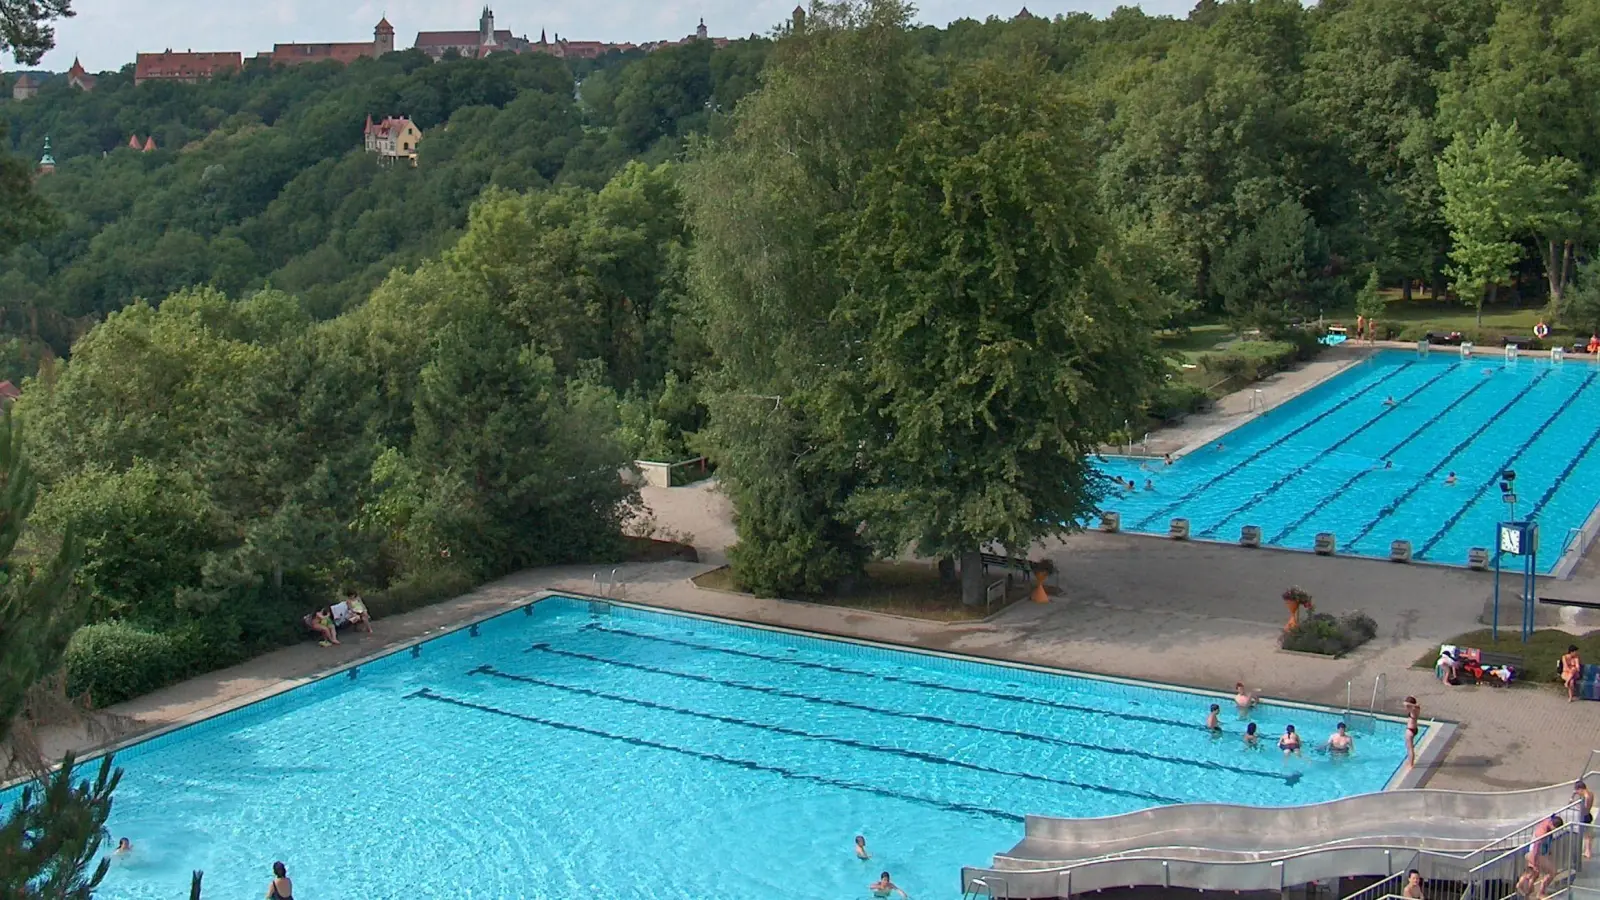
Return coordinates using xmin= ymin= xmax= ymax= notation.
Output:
xmin=870 ymin=872 xmax=909 ymax=899
xmin=1244 ymin=722 xmax=1259 ymax=748
xmin=267 ymin=861 xmax=294 ymax=900
xmin=1206 ymin=704 xmax=1221 ymax=733
xmin=1278 ymin=725 xmax=1301 ymax=756
xmin=1445 ymin=472 xmax=1458 ymax=486
xmin=114 ymin=837 xmax=132 ymax=856
xmin=1234 ymin=682 xmax=1259 ymax=714
xmin=1325 ymin=722 xmax=1354 ymax=754
xmin=855 ymin=835 xmax=871 ymax=860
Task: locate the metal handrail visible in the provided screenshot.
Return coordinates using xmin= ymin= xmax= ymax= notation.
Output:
xmin=1560 ymin=526 xmax=1589 ymax=559
xmin=967 ymin=770 xmax=1600 ymax=899
xmin=1337 ymin=853 xmax=1419 ymax=900
xmin=1371 ymin=673 xmax=1387 ymax=714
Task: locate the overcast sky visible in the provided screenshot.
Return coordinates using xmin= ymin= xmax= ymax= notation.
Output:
xmin=32 ymin=0 xmax=1197 ymax=72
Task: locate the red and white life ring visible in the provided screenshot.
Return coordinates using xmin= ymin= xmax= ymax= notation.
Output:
xmin=1534 ymin=322 xmax=1550 ymax=339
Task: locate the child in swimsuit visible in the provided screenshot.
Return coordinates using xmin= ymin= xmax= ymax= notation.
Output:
xmin=870 ymin=872 xmax=908 ymax=899
xmin=855 ymin=835 xmax=870 ymax=860
xmin=1278 ymin=725 xmax=1301 ymax=755
xmin=1403 ymin=697 xmax=1420 ymax=768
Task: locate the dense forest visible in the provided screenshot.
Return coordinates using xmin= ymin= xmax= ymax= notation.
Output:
xmin=1 ymin=0 xmax=1599 ymax=708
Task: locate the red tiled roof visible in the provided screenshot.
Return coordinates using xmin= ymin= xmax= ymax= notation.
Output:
xmin=128 ymin=134 xmax=141 ymax=149
xmin=0 ymin=382 xmax=22 ymax=402
xmin=143 ymin=136 xmax=157 ymax=152
xmin=134 ymin=51 xmax=242 ymax=84
xmin=414 ymin=30 xmax=480 ymax=46
xmin=267 ymin=41 xmax=376 ymax=66
xmin=376 ymin=17 xmax=394 ymax=32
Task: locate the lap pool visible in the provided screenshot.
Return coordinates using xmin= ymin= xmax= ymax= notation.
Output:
xmin=49 ymin=597 xmax=1413 ymax=899
xmin=1097 ymin=350 xmax=1600 ymax=572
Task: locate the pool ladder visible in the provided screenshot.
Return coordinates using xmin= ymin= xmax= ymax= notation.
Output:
xmin=590 ymin=568 xmax=626 ymax=600
xmin=964 ymin=876 xmax=1010 ymax=900
xmin=1344 ymin=673 xmax=1386 ymax=734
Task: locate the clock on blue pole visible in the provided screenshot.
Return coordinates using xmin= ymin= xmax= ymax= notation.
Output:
xmin=1492 ymin=521 xmax=1538 ymax=641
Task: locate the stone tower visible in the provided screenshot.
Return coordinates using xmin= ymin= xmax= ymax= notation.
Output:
xmin=696 ymin=18 xmax=708 ymax=39
xmin=37 ymin=136 xmax=55 ymax=175
xmin=479 ymin=6 xmax=497 ymax=48
xmin=375 ymin=17 xmax=395 ymax=55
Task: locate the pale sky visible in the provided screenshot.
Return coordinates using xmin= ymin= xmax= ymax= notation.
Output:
xmin=32 ymin=0 xmax=1197 ymax=72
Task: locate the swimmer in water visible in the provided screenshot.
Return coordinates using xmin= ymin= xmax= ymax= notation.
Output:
xmin=1215 ymin=442 xmax=1225 ymax=452
xmin=1234 ymin=681 xmax=1258 ymax=713
xmin=1244 ymin=722 xmax=1259 ymax=748
xmin=870 ymin=872 xmax=909 ymax=899
xmin=1445 ymin=471 xmax=1457 ymax=486
xmin=1326 ymin=722 xmax=1354 ymax=754
xmin=1206 ymin=703 xmax=1221 ymax=732
xmin=1144 ymin=479 xmax=1155 ymax=492
xmin=1383 ymin=395 xmax=1398 ymax=407
xmin=1279 ymin=724 xmax=1302 ymax=756
xmin=114 ymin=838 xmax=132 ymax=855
xmin=1164 ymin=453 xmax=1174 ymax=466
xmin=855 ymin=835 xmax=871 ymax=860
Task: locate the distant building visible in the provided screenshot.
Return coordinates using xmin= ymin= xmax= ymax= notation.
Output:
xmin=37 ymin=136 xmax=55 ymax=175
xmin=143 ymin=135 xmax=157 ymax=152
xmin=414 ymin=6 xmax=532 ymax=59
xmin=11 ymin=74 xmax=39 ymax=101
xmin=67 ymin=57 xmax=97 ymax=90
xmin=1015 ymin=7 xmax=1037 ymax=19
xmin=0 ymin=382 xmax=20 ymax=405
xmin=258 ymin=18 xmax=396 ymax=67
xmin=364 ymin=115 xmax=421 ymax=165
xmin=134 ymin=50 xmax=243 ymax=85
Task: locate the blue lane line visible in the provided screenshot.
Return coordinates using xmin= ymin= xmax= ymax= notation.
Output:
xmin=574 ymin=624 xmax=1211 ymax=733
xmin=1519 ymin=408 xmax=1600 ymax=525
xmin=1416 ymin=372 xmax=1600 ymax=559
xmin=1196 ymin=363 xmax=1460 ymax=539
xmin=1131 ymin=361 xmax=1415 ymax=531
xmin=553 ymin=628 xmax=1302 ymax=785
xmin=1267 ymin=367 xmax=1500 ymax=545
xmin=407 ymin=686 xmax=1027 ymax=823
xmin=1341 ymin=368 xmax=1556 ymax=551
xmin=473 ymin=665 xmax=1198 ymax=801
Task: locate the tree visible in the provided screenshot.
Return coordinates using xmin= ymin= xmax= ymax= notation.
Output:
xmin=1213 ymin=199 xmax=1337 ymax=328
xmin=0 ymin=409 xmax=116 ymax=900
xmin=683 ymin=0 xmax=920 ymax=597
xmin=1 ymin=0 xmax=70 ymax=65
xmin=833 ymin=54 xmax=1164 ymax=605
xmin=1355 ymin=268 xmax=1386 ymax=329
xmin=1438 ymin=122 xmax=1574 ymax=323
xmin=1562 ymin=258 xmax=1600 ymax=338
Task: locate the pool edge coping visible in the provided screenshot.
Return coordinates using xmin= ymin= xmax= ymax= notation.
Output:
xmin=3 ymin=586 xmax=1443 ymax=797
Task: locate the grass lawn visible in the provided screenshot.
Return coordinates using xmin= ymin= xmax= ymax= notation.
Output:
xmin=1156 ymin=323 xmax=1236 ymax=359
xmin=1411 ymin=628 xmax=1600 ymax=687
xmin=692 ymin=560 xmax=1033 ymax=622
xmin=1328 ymin=292 xmax=1575 ymax=343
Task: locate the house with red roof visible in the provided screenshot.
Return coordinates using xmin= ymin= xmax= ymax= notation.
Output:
xmin=364 ymin=115 xmax=421 ymax=166
xmin=66 ymin=57 xmax=97 ymax=90
xmin=258 ymin=18 xmax=395 ymax=68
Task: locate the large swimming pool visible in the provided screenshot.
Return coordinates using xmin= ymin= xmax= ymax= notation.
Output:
xmin=58 ymin=597 xmax=1412 ymax=899
xmin=1096 ymin=350 xmax=1600 ymax=572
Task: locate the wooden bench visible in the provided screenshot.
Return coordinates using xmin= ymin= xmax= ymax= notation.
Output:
xmin=978 ymin=553 xmax=1029 ymax=573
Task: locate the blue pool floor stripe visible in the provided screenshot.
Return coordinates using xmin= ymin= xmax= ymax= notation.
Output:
xmin=1416 ymin=371 xmax=1600 ymax=558
xmin=472 ymin=665 xmax=1193 ymax=802
xmin=574 ymin=624 xmax=1214 ymax=734
xmin=407 ymin=687 xmax=1027 ymax=823
xmin=1341 ymin=368 xmax=1555 ymax=551
xmin=1520 ymin=407 xmax=1600 ymax=525
xmin=1197 ymin=363 xmax=1459 ymax=538
xmin=488 ymin=651 xmax=1299 ymax=786
xmin=1267 ymin=367 xmax=1501 ymax=546
xmin=1132 ymin=360 xmax=1414 ymax=531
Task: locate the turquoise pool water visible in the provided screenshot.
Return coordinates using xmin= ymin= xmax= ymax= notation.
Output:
xmin=47 ymin=598 xmax=1413 ymax=899
xmin=1097 ymin=350 xmax=1600 ymax=572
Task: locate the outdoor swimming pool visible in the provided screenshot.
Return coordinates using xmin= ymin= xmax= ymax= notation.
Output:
xmin=56 ymin=597 xmax=1413 ymax=899
xmin=1096 ymin=350 xmax=1600 ymax=572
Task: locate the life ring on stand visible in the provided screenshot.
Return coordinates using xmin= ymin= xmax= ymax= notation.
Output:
xmin=1534 ymin=322 xmax=1550 ymax=339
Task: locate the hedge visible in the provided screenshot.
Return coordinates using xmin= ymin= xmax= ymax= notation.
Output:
xmin=64 ymin=621 xmax=203 ymax=707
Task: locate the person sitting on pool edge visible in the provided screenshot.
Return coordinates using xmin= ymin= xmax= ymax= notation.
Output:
xmin=1326 ymin=722 xmax=1354 ymax=754
xmin=1279 ymin=724 xmax=1302 ymax=755
xmin=870 ymin=872 xmax=909 ymax=899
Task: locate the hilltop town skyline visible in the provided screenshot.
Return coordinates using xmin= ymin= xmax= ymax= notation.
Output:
xmin=30 ymin=0 xmax=1194 ymax=72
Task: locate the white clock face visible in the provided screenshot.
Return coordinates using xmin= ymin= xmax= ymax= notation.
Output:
xmin=1500 ymin=528 xmax=1521 ymax=554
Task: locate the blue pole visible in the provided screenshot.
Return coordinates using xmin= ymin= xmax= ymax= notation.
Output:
xmin=1492 ymin=535 xmax=1501 ymax=642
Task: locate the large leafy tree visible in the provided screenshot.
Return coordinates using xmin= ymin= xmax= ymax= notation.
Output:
xmin=1213 ymin=199 xmax=1338 ymax=327
xmin=833 ymin=54 xmax=1164 ymax=603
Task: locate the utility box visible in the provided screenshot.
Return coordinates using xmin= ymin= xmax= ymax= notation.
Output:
xmin=1240 ymin=525 xmax=1262 ymax=548
xmin=1100 ymin=511 xmax=1121 ymax=533
xmin=1314 ymin=532 xmax=1337 ymax=555
xmin=1169 ymin=518 xmax=1190 ymax=540
xmin=1390 ymin=540 xmax=1412 ymax=563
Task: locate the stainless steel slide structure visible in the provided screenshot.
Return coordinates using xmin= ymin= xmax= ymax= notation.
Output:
xmin=961 ymin=775 xmax=1596 ymax=899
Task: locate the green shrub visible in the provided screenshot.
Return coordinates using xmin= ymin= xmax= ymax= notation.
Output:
xmin=1148 ymin=380 xmax=1210 ymax=421
xmin=1279 ymin=611 xmax=1379 ymax=657
xmin=362 ymin=566 xmax=476 ymax=620
xmin=1197 ymin=340 xmax=1311 ymax=383
xmin=64 ymin=621 xmax=201 ymax=707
